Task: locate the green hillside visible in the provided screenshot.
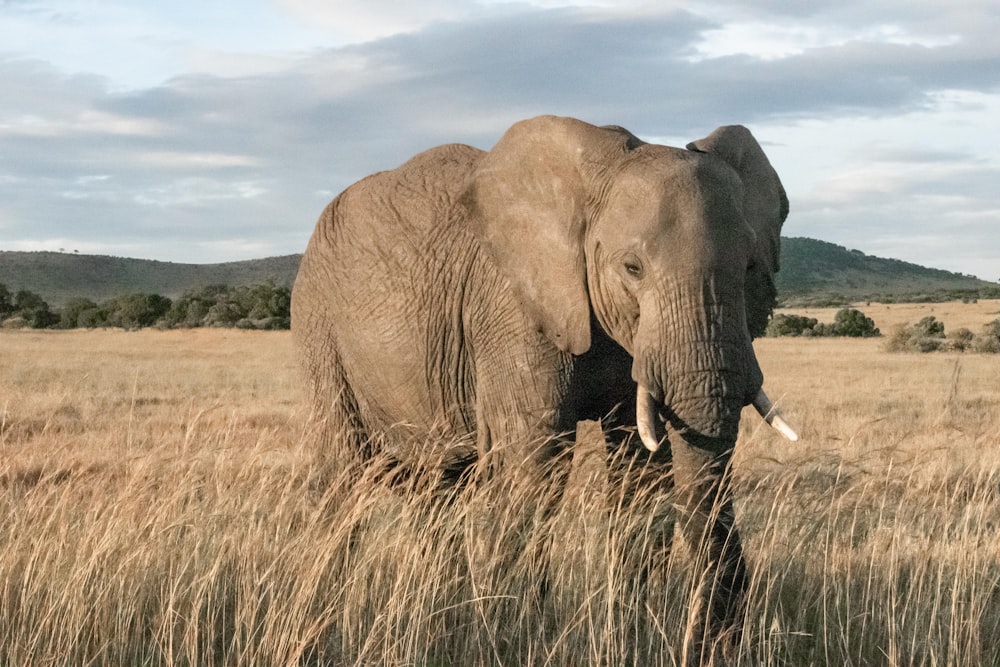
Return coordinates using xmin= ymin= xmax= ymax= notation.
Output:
xmin=775 ymin=237 xmax=996 ymax=306
xmin=1 ymin=239 xmax=996 ymax=308
xmin=0 ymin=251 xmax=300 ymax=306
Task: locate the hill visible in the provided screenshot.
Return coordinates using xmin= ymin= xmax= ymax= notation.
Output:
xmin=0 ymin=251 xmax=300 ymax=306
xmin=775 ymin=237 xmax=996 ymax=306
xmin=1 ymin=239 xmax=996 ymax=307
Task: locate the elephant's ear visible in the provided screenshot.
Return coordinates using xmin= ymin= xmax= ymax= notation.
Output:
xmin=687 ymin=126 xmax=789 ymax=338
xmin=462 ymin=116 xmax=635 ymax=355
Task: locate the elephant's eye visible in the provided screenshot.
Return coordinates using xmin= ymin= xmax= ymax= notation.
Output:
xmin=623 ymin=257 xmax=643 ymax=279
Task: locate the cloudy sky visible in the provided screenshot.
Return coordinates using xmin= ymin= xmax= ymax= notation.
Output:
xmin=1 ymin=1 xmax=998 ymax=280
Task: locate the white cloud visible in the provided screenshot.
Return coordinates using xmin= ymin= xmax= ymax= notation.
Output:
xmin=274 ymin=0 xmax=474 ymax=43
xmin=0 ymin=110 xmax=166 ymax=138
xmin=130 ymin=179 xmax=267 ymax=207
xmin=688 ymin=21 xmax=960 ymax=61
xmin=137 ymin=152 xmax=264 ymax=169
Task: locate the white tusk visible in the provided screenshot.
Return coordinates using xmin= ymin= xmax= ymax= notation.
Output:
xmin=636 ymin=385 xmax=661 ymax=452
xmin=752 ymin=388 xmax=799 ymax=442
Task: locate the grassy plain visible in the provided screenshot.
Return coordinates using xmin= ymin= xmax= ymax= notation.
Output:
xmin=2 ymin=302 xmax=999 ymax=665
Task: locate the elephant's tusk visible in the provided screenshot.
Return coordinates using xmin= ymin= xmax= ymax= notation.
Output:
xmin=636 ymin=385 xmax=661 ymax=452
xmin=752 ymin=388 xmax=799 ymax=442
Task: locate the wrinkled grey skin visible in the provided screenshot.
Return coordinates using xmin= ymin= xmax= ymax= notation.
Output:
xmin=292 ymin=115 xmax=788 ymax=657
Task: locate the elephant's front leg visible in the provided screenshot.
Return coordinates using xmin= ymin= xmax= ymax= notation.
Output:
xmin=670 ymin=434 xmax=747 ymax=664
xmin=469 ymin=326 xmax=575 ymax=476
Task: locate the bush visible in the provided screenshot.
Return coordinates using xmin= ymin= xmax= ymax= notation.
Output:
xmin=972 ymin=319 xmax=1000 ymax=353
xmin=887 ymin=317 xmax=1000 ymax=354
xmin=946 ymin=327 xmax=975 ymax=352
xmin=765 ymin=313 xmax=818 ymax=337
xmin=765 ymin=308 xmax=879 ymax=338
xmin=914 ymin=316 xmax=945 ymax=338
xmin=833 ymin=308 xmax=880 ymax=337
xmin=885 ymin=316 xmax=946 ymax=352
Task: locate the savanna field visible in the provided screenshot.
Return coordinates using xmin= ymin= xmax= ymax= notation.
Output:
xmin=2 ymin=301 xmax=999 ymax=666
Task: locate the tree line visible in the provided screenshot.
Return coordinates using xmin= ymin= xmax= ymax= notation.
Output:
xmin=0 ymin=282 xmax=290 ymax=330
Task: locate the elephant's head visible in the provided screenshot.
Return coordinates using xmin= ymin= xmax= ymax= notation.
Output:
xmin=464 ymin=115 xmax=794 ymax=450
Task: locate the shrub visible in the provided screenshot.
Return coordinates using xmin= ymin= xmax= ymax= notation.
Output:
xmin=811 ymin=322 xmax=836 ymax=337
xmin=833 ymin=308 xmax=880 ymax=337
xmin=914 ymin=316 xmax=945 ymax=337
xmin=765 ymin=313 xmax=818 ymax=337
xmin=885 ymin=316 xmax=946 ymax=353
xmin=972 ymin=319 xmax=1000 ymax=353
xmin=945 ymin=327 xmax=975 ymax=352
xmin=765 ymin=308 xmax=879 ymax=338
xmin=884 ymin=316 xmax=1000 ymax=354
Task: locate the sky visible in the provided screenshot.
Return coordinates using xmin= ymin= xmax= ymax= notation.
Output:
xmin=1 ymin=0 xmax=998 ymax=281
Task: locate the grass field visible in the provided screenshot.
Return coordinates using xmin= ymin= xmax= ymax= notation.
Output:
xmin=2 ymin=301 xmax=999 ymax=665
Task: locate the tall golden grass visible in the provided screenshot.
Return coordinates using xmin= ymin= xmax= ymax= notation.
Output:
xmin=1 ymin=302 xmax=999 ymax=666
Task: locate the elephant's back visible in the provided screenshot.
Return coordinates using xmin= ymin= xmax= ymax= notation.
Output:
xmin=292 ymin=141 xmax=486 ymax=445
xmin=314 ymin=142 xmax=483 ymax=251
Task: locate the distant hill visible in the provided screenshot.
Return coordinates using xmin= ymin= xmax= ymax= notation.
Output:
xmin=0 ymin=251 xmax=300 ymax=306
xmin=775 ymin=237 xmax=997 ymax=306
xmin=1 ymin=239 xmax=996 ymax=308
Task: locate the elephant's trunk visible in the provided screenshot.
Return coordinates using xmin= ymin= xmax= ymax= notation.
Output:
xmin=630 ymin=282 xmax=796 ymax=451
xmin=635 ymin=383 xmax=797 ymax=453
xmin=633 ymin=341 xmax=754 ymax=448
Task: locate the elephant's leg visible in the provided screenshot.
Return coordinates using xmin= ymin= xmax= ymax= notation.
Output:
xmin=302 ymin=335 xmax=370 ymax=468
xmin=670 ymin=436 xmax=746 ymax=664
xmin=470 ymin=334 xmax=571 ymax=478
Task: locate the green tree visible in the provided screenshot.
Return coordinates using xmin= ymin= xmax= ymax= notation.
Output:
xmin=0 ymin=283 xmax=13 ymax=319
xmin=162 ymin=283 xmax=291 ymax=329
xmin=204 ymin=300 xmax=243 ymax=327
xmin=13 ymin=290 xmax=58 ymax=328
xmin=240 ymin=282 xmax=291 ymax=327
xmin=76 ymin=306 xmax=108 ymax=329
xmin=104 ymin=293 xmax=172 ymax=329
xmin=59 ymin=297 xmax=100 ymax=329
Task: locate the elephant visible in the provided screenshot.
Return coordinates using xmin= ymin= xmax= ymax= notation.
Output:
xmin=291 ymin=115 xmax=796 ymax=660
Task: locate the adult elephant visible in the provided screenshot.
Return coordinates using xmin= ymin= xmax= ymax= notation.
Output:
xmin=292 ymin=115 xmax=796 ymax=659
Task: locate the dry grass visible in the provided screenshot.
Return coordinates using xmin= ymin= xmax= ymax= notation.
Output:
xmin=1 ymin=314 xmax=999 ymax=666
